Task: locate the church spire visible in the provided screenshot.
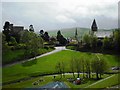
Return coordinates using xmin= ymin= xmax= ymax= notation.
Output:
xmin=91 ymin=19 xmax=98 ymax=31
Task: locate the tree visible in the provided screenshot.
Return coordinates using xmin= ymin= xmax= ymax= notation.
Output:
xmin=85 ymin=58 xmax=91 ymax=78
xmin=70 ymin=57 xmax=75 ymax=78
xmin=29 ymin=25 xmax=34 ymax=32
xmin=20 ymin=30 xmax=31 ymax=44
xmin=103 ymin=37 xmax=111 ymax=50
xmin=49 ymin=36 xmax=57 ymax=45
xmin=2 ymin=33 xmax=10 ymax=53
xmin=3 ymin=21 xmax=11 ymax=43
xmin=98 ymin=58 xmax=109 ymax=78
xmin=61 ymin=61 xmax=65 ymax=78
xmin=80 ymin=57 xmax=85 ymax=78
xmin=56 ymin=62 xmax=62 ymax=78
xmin=3 ymin=21 xmax=10 ymax=31
xmin=91 ymin=55 xmax=108 ymax=79
xmin=56 ymin=61 xmax=66 ymax=78
xmin=113 ymin=29 xmax=120 ymax=51
xmin=57 ymin=30 xmax=67 ymax=45
xmin=10 ymin=36 xmax=17 ymax=46
xmin=39 ymin=30 xmax=44 ymax=39
xmin=20 ymin=31 xmax=43 ymax=59
xmin=75 ymin=28 xmax=78 ymax=41
xmin=90 ymin=35 xmax=97 ymax=48
xmin=29 ymin=32 xmax=43 ymax=59
xmin=83 ymin=34 xmax=91 ymax=48
xmin=44 ymin=32 xmax=50 ymax=42
xmin=91 ymin=56 xmax=100 ymax=79
xmin=74 ymin=58 xmax=81 ymax=78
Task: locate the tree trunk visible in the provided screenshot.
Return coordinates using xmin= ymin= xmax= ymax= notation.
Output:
xmin=86 ymin=73 xmax=88 ymax=78
xmin=73 ymin=72 xmax=75 ymax=78
xmin=60 ymin=73 xmax=62 ymax=79
xmin=83 ymin=68 xmax=85 ymax=78
xmin=77 ymin=72 xmax=79 ymax=78
xmin=100 ymin=73 xmax=102 ymax=78
xmin=83 ymin=72 xmax=85 ymax=78
xmin=88 ymin=71 xmax=91 ymax=78
xmin=96 ymin=73 xmax=99 ymax=80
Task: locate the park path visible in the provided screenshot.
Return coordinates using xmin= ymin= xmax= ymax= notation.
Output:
xmin=3 ymin=46 xmax=67 ymax=67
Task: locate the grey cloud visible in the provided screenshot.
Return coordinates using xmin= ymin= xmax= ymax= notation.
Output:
xmin=2 ymin=1 xmax=118 ymax=32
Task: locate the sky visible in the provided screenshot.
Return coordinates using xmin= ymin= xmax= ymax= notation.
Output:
xmin=1 ymin=0 xmax=119 ymax=32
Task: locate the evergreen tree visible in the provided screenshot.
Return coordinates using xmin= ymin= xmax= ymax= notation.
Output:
xmin=75 ymin=28 xmax=78 ymax=40
xmin=29 ymin=25 xmax=34 ymax=32
xmin=44 ymin=32 xmax=50 ymax=41
xmin=57 ymin=30 xmax=67 ymax=45
xmin=3 ymin=21 xmax=11 ymax=43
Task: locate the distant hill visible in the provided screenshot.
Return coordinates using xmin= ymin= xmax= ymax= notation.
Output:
xmin=36 ymin=27 xmax=113 ymax=39
xmin=48 ymin=27 xmax=90 ymax=39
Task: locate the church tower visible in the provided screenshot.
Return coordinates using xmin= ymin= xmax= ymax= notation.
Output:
xmin=91 ymin=19 xmax=98 ymax=35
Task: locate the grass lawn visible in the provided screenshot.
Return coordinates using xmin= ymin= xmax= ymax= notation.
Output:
xmin=2 ymin=74 xmax=114 ymax=88
xmin=2 ymin=48 xmax=54 ymax=65
xmin=2 ymin=50 xmax=119 ymax=84
xmin=2 ymin=76 xmax=53 ymax=88
xmin=87 ymin=74 xmax=120 ymax=88
xmin=2 ymin=50 xmax=25 ymax=64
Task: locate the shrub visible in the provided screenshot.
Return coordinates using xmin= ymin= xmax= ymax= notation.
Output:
xmin=66 ymin=46 xmax=76 ymax=50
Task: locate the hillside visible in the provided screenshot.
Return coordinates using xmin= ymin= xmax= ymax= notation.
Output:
xmin=47 ymin=27 xmax=113 ymax=39
xmin=48 ymin=27 xmax=90 ymax=38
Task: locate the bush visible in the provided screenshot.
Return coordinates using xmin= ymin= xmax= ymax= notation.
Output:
xmin=66 ymin=46 xmax=76 ymax=50
xmin=10 ymin=44 xmax=26 ymax=50
xmin=15 ymin=44 xmax=26 ymax=49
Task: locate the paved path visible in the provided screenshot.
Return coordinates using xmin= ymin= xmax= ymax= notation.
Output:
xmin=84 ymin=74 xmax=115 ymax=88
xmin=3 ymin=46 xmax=67 ymax=67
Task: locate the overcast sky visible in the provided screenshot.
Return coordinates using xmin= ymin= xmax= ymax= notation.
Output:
xmin=1 ymin=0 xmax=119 ymax=32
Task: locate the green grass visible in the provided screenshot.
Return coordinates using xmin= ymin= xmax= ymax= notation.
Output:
xmin=65 ymin=74 xmax=111 ymax=88
xmin=2 ymin=48 xmax=54 ymax=65
xmin=3 ymin=76 xmax=53 ymax=88
xmin=2 ymin=50 xmax=119 ymax=84
xmin=2 ymin=50 xmax=25 ymax=64
xmin=87 ymin=74 xmax=120 ymax=88
xmin=2 ymin=74 xmax=113 ymax=88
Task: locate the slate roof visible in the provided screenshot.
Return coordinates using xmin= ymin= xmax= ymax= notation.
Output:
xmin=94 ymin=30 xmax=113 ymax=38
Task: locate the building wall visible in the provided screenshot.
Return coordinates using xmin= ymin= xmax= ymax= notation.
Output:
xmin=13 ymin=26 xmax=24 ymax=34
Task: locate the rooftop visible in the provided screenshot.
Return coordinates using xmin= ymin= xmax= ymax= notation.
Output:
xmin=94 ymin=30 xmax=113 ymax=38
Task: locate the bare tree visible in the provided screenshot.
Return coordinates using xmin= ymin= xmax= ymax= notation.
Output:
xmin=91 ymin=56 xmax=100 ymax=79
xmin=85 ymin=59 xmax=91 ymax=78
xmin=61 ymin=61 xmax=65 ymax=78
xmin=74 ymin=58 xmax=81 ymax=78
xmin=56 ymin=62 xmax=62 ymax=78
xmin=99 ymin=57 xmax=109 ymax=78
xmin=70 ymin=57 xmax=75 ymax=78
xmin=80 ymin=57 xmax=85 ymax=78
xmin=56 ymin=61 xmax=66 ymax=78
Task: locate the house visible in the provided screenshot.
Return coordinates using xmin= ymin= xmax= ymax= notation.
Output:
xmin=9 ymin=24 xmax=24 ymax=42
xmin=10 ymin=24 xmax=24 ymax=35
xmin=90 ymin=19 xmax=113 ymax=39
xmin=94 ymin=30 xmax=113 ymax=39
